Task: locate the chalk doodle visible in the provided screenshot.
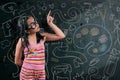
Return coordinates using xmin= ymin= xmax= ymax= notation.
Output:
xmin=73 ymin=24 xmax=112 ymax=57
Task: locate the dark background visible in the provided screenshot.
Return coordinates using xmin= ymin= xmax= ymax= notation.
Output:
xmin=0 ymin=0 xmax=120 ymax=80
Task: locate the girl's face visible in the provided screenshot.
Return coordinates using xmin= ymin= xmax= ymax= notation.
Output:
xmin=27 ymin=16 xmax=40 ymax=33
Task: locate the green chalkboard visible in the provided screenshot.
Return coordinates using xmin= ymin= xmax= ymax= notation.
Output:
xmin=0 ymin=0 xmax=120 ymax=80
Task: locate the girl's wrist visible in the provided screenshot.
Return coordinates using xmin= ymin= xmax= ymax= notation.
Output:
xmin=48 ymin=22 xmax=54 ymax=26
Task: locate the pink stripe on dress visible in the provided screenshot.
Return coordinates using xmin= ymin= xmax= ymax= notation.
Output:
xmin=22 ymin=62 xmax=45 ymax=70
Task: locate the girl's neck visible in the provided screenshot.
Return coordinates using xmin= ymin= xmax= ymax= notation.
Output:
xmin=28 ymin=33 xmax=36 ymax=37
xmin=28 ymin=33 xmax=36 ymax=40
xmin=28 ymin=33 xmax=37 ymax=45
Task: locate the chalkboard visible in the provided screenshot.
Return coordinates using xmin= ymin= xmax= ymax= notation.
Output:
xmin=0 ymin=0 xmax=120 ymax=80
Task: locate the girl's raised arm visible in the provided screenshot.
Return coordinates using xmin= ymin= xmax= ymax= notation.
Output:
xmin=40 ymin=10 xmax=65 ymax=41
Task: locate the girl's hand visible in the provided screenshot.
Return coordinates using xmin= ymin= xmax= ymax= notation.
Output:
xmin=15 ymin=59 xmax=23 ymax=66
xmin=47 ymin=10 xmax=54 ymax=25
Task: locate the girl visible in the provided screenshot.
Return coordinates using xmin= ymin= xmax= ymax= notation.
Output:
xmin=14 ymin=11 xmax=65 ymax=80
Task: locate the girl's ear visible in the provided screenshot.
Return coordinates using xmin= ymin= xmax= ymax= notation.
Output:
xmin=25 ymin=30 xmax=27 ymax=33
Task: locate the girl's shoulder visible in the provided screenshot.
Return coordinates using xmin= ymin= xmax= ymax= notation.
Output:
xmin=18 ymin=37 xmax=26 ymax=47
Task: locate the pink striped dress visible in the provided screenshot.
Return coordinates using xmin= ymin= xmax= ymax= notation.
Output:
xmin=20 ymin=40 xmax=46 ymax=80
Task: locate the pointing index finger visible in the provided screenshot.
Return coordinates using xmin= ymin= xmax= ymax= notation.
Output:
xmin=47 ymin=10 xmax=51 ymax=17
